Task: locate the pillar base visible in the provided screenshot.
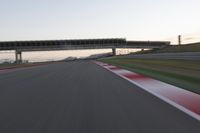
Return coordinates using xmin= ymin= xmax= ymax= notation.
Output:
xmin=15 ymin=50 xmax=22 ymax=63
xmin=112 ymin=48 xmax=116 ymax=56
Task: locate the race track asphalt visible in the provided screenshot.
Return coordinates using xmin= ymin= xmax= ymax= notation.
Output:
xmin=0 ymin=61 xmax=199 ymax=133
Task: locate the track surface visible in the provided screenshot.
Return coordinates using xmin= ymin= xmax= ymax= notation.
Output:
xmin=0 ymin=61 xmax=199 ymax=133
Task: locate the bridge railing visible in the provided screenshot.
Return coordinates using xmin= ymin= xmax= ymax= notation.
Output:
xmin=0 ymin=39 xmax=127 ymax=51
xmin=0 ymin=39 xmax=170 ymax=51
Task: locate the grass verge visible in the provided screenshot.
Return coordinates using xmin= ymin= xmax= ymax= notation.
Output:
xmin=98 ymin=57 xmax=200 ymax=94
xmin=0 ymin=62 xmax=58 ymax=70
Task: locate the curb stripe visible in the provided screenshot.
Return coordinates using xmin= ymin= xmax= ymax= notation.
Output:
xmin=123 ymin=73 xmax=150 ymax=80
xmin=94 ymin=61 xmax=200 ymax=121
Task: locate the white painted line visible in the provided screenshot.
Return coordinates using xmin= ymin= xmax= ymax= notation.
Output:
xmin=112 ymin=69 xmax=135 ymax=75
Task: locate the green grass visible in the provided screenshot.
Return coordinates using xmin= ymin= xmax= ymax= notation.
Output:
xmin=0 ymin=63 xmax=31 ymax=69
xmin=0 ymin=62 xmax=53 ymax=70
xmin=99 ymin=57 xmax=200 ymax=94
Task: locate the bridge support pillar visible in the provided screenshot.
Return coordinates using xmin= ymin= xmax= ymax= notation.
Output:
xmin=15 ymin=50 xmax=22 ymax=63
xmin=112 ymin=48 xmax=116 ymax=56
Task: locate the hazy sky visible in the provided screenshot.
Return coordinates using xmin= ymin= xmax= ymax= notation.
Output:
xmin=0 ymin=0 xmax=200 ymax=41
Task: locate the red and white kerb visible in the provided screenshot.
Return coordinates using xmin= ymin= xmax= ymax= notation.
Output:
xmin=95 ymin=61 xmax=200 ymax=121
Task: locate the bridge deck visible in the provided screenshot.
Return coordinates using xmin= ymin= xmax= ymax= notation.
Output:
xmin=0 ymin=38 xmax=169 ymax=51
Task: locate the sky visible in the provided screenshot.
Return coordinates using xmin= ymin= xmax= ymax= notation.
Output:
xmin=0 ymin=0 xmax=200 ymax=42
xmin=0 ymin=0 xmax=200 ymax=62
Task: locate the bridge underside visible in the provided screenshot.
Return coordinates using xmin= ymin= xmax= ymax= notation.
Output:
xmin=0 ymin=38 xmax=170 ymax=63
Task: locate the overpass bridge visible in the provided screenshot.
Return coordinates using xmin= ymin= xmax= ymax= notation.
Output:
xmin=0 ymin=38 xmax=170 ymax=63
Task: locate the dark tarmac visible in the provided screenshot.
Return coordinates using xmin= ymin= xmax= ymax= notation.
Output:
xmin=0 ymin=61 xmax=199 ymax=133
